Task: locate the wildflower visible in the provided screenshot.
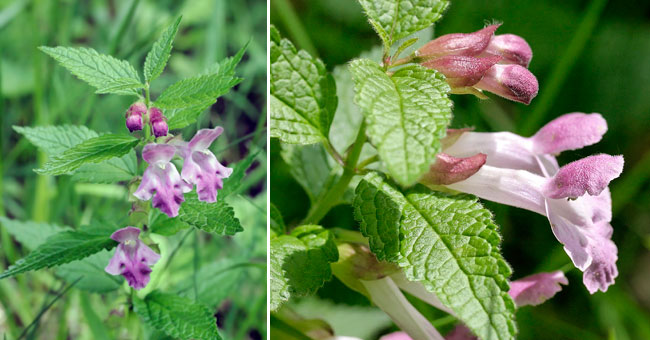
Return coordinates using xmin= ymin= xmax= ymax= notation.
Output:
xmin=125 ymin=102 xmax=146 ymax=132
xmin=423 ymin=113 xmax=623 ymax=293
xmin=149 ymin=107 xmax=168 ymax=137
xmin=134 ymin=143 xmax=192 ymax=217
xmin=105 ymin=226 xmax=160 ymax=290
xmin=418 ymin=24 xmax=538 ymax=104
xmin=173 ymin=127 xmax=232 ymax=203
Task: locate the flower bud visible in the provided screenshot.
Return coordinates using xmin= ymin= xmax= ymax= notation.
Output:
xmin=484 ymin=34 xmax=533 ymax=67
xmin=420 ymin=153 xmax=487 ymax=186
xmin=148 ymin=107 xmax=168 ymax=137
xmin=125 ymin=102 xmax=146 ymax=132
xmin=421 ymin=55 xmax=501 ymax=87
xmin=418 ymin=24 xmax=500 ymax=58
xmin=475 ymin=64 xmax=538 ymax=104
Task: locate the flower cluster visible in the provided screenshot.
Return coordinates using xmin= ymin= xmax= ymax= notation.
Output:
xmin=421 ymin=112 xmax=623 ymax=293
xmin=125 ymin=102 xmax=170 ymax=137
xmin=418 ymin=24 xmax=538 ymax=104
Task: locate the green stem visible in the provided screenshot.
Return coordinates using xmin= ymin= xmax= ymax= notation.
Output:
xmin=323 ymin=140 xmax=345 ymax=167
xmin=272 ymin=0 xmax=318 ymax=56
xmin=303 ymin=121 xmax=366 ymax=224
xmin=356 ymin=154 xmax=379 ymax=172
xmin=519 ymin=0 xmax=608 ymax=134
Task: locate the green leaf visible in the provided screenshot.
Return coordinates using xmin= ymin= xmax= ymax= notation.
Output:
xmin=154 ymin=44 xmax=245 ymax=111
xmin=270 ymin=203 xmax=286 ymax=236
xmin=270 ymin=26 xmax=337 ymax=144
xmin=144 ymin=16 xmax=182 ymax=83
xmin=149 ymin=209 xmax=189 ymax=236
xmin=13 ymin=125 xmax=138 ymax=182
xmin=271 ymin=225 xmax=339 ymax=311
xmin=354 ymin=173 xmax=516 ymax=340
xmin=349 ymin=59 xmax=452 ymax=186
xmin=39 ymin=46 xmax=142 ymax=96
xmin=35 ymin=134 xmax=139 ymax=176
xmin=0 ymin=217 xmax=69 ymax=250
xmin=0 ymin=226 xmax=118 ymax=279
xmin=56 ymin=250 xmax=124 ymax=292
xmin=178 ymin=192 xmax=243 ymax=236
xmin=219 ymin=149 xmax=260 ymax=198
xmin=165 ymin=101 xmax=214 ymax=131
xmin=174 ymin=260 xmax=248 ymax=308
xmin=133 ymin=291 xmax=221 ymax=340
xmin=357 ymin=0 xmax=449 ymax=48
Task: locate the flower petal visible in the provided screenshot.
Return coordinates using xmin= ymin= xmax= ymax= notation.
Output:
xmin=135 ymin=161 xmax=190 ymax=217
xmin=135 ymin=240 xmax=161 ymax=267
xmin=105 ymin=243 xmax=129 ymax=275
xmin=110 ymin=226 xmax=141 ymax=243
xmin=483 ymin=34 xmax=533 ymax=67
xmin=418 ymin=24 xmax=500 ymax=58
xmin=475 ymin=64 xmax=538 ymax=104
xmin=420 ymin=153 xmax=487 ymax=185
xmin=532 ymin=113 xmax=608 ymax=155
xmin=543 ymin=154 xmax=624 ymax=199
xmin=422 ymin=55 xmax=501 ymax=87
xmin=188 ymin=127 xmax=224 ymax=151
xmin=583 ymin=231 xmax=618 ymax=294
xmin=142 ymin=143 xmax=175 ymax=165
xmin=508 ymin=271 xmax=568 ymax=306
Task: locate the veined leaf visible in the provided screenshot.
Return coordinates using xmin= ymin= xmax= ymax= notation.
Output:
xmin=155 ymin=74 xmax=241 ymax=109
xmin=0 ymin=225 xmax=118 ymax=279
xmin=354 ymin=173 xmax=516 ymax=340
xmin=178 ymin=192 xmax=243 ymax=236
xmin=35 ymin=134 xmax=139 ymax=176
xmin=280 ymin=143 xmax=340 ymax=204
xmin=219 ymin=148 xmax=260 ymax=198
xmin=144 ymin=16 xmax=182 ymax=83
xmin=349 ymin=59 xmax=452 ymax=186
xmin=133 ymin=291 xmax=221 ymax=340
xmin=271 ymin=225 xmax=339 ymax=311
xmin=358 ymin=0 xmax=449 ymax=48
xmin=202 ymin=41 xmax=249 ymax=77
xmin=95 ymin=77 xmax=144 ymax=94
xmin=39 ymin=46 xmax=142 ymax=96
xmin=15 ymin=125 xmax=138 ymax=182
xmin=166 ymin=101 xmax=214 ymax=130
xmin=270 ymin=26 xmax=337 ymax=144
xmin=0 ymin=217 xmax=69 ymax=250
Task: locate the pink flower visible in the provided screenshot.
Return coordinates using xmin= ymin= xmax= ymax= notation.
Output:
xmin=173 ymin=127 xmax=232 ymax=203
xmin=418 ymin=25 xmax=500 ymax=58
xmin=149 ymin=107 xmax=168 ymax=137
xmin=105 ymin=227 xmax=160 ymax=290
xmin=434 ymin=113 xmax=622 ymax=293
xmin=474 ymin=64 xmax=538 ymax=104
xmin=134 ymin=143 xmax=192 ymax=217
xmin=125 ymin=102 xmax=146 ymax=132
xmin=483 ymin=34 xmax=533 ymax=67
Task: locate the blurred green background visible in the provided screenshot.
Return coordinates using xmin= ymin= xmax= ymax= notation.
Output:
xmin=0 ymin=0 xmax=267 ymax=339
xmin=271 ymin=0 xmax=650 ymax=339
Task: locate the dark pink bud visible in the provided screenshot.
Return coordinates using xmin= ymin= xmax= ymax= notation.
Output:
xmin=418 ymin=24 xmax=500 ymax=58
xmin=475 ymin=64 xmax=538 ymax=104
xmin=484 ymin=34 xmax=533 ymax=67
xmin=422 ymin=55 xmax=502 ymax=87
xmin=148 ymin=107 xmax=168 ymax=137
xmin=420 ymin=153 xmax=487 ymax=185
xmin=125 ymin=102 xmax=146 ymax=132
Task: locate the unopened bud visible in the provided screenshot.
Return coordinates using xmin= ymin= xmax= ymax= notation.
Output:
xmin=149 ymin=107 xmax=168 ymax=137
xmin=422 ymin=55 xmax=501 ymax=87
xmin=475 ymin=64 xmax=538 ymax=104
xmin=418 ymin=24 xmax=500 ymax=58
xmin=125 ymin=102 xmax=146 ymax=132
xmin=484 ymin=34 xmax=533 ymax=67
xmin=420 ymin=153 xmax=487 ymax=186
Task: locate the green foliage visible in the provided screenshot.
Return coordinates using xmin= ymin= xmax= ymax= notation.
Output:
xmin=178 ymin=192 xmax=243 ymax=236
xmin=34 ymin=134 xmax=139 ymax=176
xmin=39 ymin=46 xmax=142 ymax=96
xmin=0 ymin=224 xmax=118 ymax=279
xmin=271 ymin=225 xmax=339 ymax=311
xmin=280 ymin=143 xmax=339 ymax=203
xmin=349 ymin=59 xmax=452 ymax=186
xmin=13 ymin=125 xmax=137 ymax=182
xmin=0 ymin=217 xmax=70 ymax=250
xmin=220 ymin=148 xmax=260 ymax=198
xmin=56 ymin=250 xmax=124 ymax=292
xmin=133 ymin=291 xmax=222 ymax=340
xmin=354 ymin=172 xmax=516 ymax=340
xmin=144 ymin=16 xmax=182 ymax=83
xmin=357 ymin=0 xmax=449 ymax=48
xmin=270 ymin=26 xmax=338 ymax=145
xmin=270 ymin=203 xmax=286 ymax=236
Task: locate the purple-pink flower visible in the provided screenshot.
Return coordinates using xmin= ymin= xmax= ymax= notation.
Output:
xmin=418 ymin=24 xmax=538 ymax=104
xmin=173 ymin=127 xmax=232 ymax=203
xmin=149 ymin=107 xmax=168 ymax=138
xmin=134 ymin=143 xmax=191 ymax=217
xmin=425 ymin=112 xmax=622 ymax=293
xmin=125 ymin=102 xmax=146 ymax=132
xmin=105 ymin=226 xmax=160 ymax=290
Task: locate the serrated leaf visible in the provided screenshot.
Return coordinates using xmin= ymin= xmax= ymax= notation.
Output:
xmin=271 ymin=225 xmax=339 ymax=311
xmin=174 ymin=260 xmax=248 ymax=308
xmin=280 ymin=143 xmax=340 ymax=203
xmin=155 ymin=74 xmax=241 ymax=109
xmin=149 ymin=209 xmax=189 ymax=236
xmin=354 ymin=173 xmax=516 ymax=340
xmin=219 ymin=149 xmax=260 ymax=198
xmin=144 ymin=16 xmax=182 ymax=83
xmin=178 ymin=192 xmax=243 ymax=236
xmin=95 ymin=77 xmax=145 ymax=94
xmin=349 ymin=59 xmax=452 ymax=186
xmin=0 ymin=217 xmax=69 ymax=250
xmin=0 ymin=226 xmax=118 ymax=279
xmin=133 ymin=291 xmax=221 ymax=340
xmin=165 ymin=101 xmax=214 ymax=130
xmin=39 ymin=46 xmax=142 ymax=96
xmin=358 ymin=0 xmax=449 ymax=48
xmin=35 ymin=134 xmax=139 ymax=176
xmin=56 ymin=250 xmax=124 ymax=292
xmin=202 ymin=41 xmax=249 ymax=77
xmin=270 ymin=27 xmax=337 ymax=144
xmin=14 ymin=125 xmax=138 ymax=182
